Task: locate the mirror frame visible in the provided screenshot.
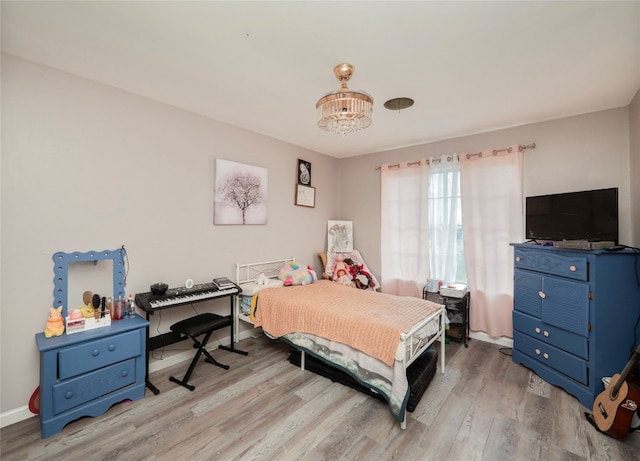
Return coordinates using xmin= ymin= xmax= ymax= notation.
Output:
xmin=52 ymin=248 xmax=127 ymax=318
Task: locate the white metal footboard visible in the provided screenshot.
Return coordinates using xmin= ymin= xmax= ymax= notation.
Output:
xmin=398 ymin=303 xmax=447 ymax=429
xmin=294 ymin=303 xmax=447 ymax=431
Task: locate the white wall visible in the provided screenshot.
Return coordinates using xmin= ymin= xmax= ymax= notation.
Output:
xmin=2 ymin=52 xmax=637 ymax=427
xmin=0 ymin=54 xmax=340 ymax=420
xmin=340 ymin=108 xmax=634 ymax=278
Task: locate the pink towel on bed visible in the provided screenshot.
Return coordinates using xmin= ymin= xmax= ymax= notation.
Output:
xmin=254 ymin=280 xmax=441 ymax=365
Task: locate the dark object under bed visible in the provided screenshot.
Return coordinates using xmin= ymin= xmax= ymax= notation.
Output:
xmin=288 ymin=347 xmax=438 ymax=412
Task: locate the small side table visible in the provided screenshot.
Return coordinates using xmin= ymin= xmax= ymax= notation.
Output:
xmin=423 ymin=288 xmax=470 ymax=348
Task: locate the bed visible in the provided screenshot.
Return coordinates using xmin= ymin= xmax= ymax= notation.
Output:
xmin=235 ymin=258 xmax=446 ymax=429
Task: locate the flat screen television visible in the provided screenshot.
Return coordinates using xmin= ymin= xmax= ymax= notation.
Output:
xmin=525 ymin=187 xmax=618 ymax=244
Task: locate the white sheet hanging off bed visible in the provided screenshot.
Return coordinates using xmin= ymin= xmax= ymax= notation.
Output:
xmin=253 ymin=279 xmax=446 ymax=427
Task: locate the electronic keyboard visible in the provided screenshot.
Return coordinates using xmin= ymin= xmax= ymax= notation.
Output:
xmin=135 ymin=281 xmax=240 ymax=312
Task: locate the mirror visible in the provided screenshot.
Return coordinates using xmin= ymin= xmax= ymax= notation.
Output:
xmin=53 ymin=248 xmax=127 ymax=318
xmin=68 ymin=259 xmax=114 ymax=310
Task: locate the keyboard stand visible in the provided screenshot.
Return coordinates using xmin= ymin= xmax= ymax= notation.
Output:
xmin=135 ymin=284 xmax=247 ymax=395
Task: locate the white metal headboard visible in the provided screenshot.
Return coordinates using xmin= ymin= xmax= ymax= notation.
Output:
xmin=235 ymin=257 xmax=295 ymax=285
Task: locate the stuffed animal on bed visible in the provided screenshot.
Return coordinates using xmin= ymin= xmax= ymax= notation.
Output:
xmin=329 ymin=255 xmax=376 ymax=290
xmin=278 ymin=261 xmax=317 ymax=286
xmin=345 ymin=259 xmax=375 ymax=290
xmin=331 ymin=254 xmax=353 ymax=285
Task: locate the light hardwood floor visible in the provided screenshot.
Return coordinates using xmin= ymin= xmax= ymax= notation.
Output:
xmin=2 ymin=335 xmax=639 ymax=460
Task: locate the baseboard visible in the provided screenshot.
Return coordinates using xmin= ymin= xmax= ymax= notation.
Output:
xmin=469 ymin=331 xmax=513 ymax=348
xmin=0 ymin=329 xmax=256 ymax=429
xmin=0 ymin=406 xmax=36 ymax=428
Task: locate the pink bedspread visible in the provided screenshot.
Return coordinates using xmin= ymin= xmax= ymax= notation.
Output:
xmin=254 ymin=280 xmax=442 ymax=366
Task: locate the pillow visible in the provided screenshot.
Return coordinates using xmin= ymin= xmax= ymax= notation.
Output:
xmin=240 ymin=281 xmax=262 ymax=297
xmin=241 ymin=277 xmax=284 ymax=296
xmin=239 ymin=276 xmax=284 ymax=319
xmin=264 ymin=279 xmax=284 ymax=289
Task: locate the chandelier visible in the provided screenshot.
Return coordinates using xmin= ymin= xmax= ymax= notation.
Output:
xmin=316 ymin=63 xmax=373 ymax=135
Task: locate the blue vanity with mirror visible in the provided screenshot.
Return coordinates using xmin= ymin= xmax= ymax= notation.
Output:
xmin=35 ymin=248 xmax=148 ymax=438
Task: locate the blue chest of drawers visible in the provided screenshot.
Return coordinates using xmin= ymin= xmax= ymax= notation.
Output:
xmin=510 ymin=244 xmax=640 ymax=409
xmin=35 ymin=315 xmax=148 ymax=438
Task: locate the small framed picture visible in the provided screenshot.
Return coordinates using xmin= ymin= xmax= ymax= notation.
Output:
xmin=295 ymin=184 xmax=315 ymax=208
xmin=297 ymin=159 xmax=312 ymax=185
xmin=327 ymin=220 xmax=353 ymax=252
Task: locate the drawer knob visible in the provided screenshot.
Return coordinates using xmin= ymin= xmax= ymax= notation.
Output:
xmin=121 ymin=370 xmax=129 ymax=377
xmin=65 ymin=391 xmax=73 ymax=400
xmin=108 ymin=344 xmax=116 ymax=352
xmin=543 ymin=330 xmax=550 ymax=337
xmin=535 ymin=327 xmax=541 ymax=334
xmin=92 ymin=349 xmax=100 ymax=356
xmin=535 ymin=348 xmax=541 ymax=355
xmin=538 ymin=291 xmax=546 ymax=299
xmin=569 ymin=265 xmax=576 ymax=272
xmin=543 ymin=353 xmax=549 ymax=359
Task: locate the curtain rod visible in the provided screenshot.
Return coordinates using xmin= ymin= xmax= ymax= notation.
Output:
xmin=375 ymin=142 xmax=536 ymax=170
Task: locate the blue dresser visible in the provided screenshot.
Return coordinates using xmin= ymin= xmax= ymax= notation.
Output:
xmin=511 ymin=244 xmax=640 ymax=409
xmin=35 ymin=315 xmax=148 ymax=438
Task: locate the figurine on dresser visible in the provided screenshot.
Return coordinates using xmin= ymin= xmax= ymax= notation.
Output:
xmin=43 ymin=307 xmax=64 ymax=338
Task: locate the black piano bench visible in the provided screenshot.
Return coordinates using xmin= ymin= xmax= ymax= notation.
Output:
xmin=168 ymin=313 xmax=232 ymax=391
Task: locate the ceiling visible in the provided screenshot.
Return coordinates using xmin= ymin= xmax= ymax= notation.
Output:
xmin=2 ymin=1 xmax=639 ymax=159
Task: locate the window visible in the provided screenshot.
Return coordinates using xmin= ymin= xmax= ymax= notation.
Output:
xmin=428 ymin=159 xmax=466 ymax=284
xmin=380 ymin=156 xmax=466 ymax=296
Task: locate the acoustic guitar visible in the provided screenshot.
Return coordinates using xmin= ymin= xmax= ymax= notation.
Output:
xmin=592 ymin=344 xmax=640 ymax=439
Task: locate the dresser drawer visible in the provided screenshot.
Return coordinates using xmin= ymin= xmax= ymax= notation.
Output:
xmin=514 ymin=248 xmax=588 ymax=281
xmin=513 ymin=311 xmax=588 ymax=360
xmin=513 ymin=331 xmax=588 ymax=385
xmin=58 ymin=330 xmax=141 ymax=380
xmin=53 ymin=358 xmax=136 ymax=415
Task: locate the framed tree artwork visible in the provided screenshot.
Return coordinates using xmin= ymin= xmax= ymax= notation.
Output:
xmin=214 ymin=159 xmax=268 ymax=225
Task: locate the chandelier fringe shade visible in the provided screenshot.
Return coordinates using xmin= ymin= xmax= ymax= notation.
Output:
xmin=316 ymin=63 xmax=373 ymax=135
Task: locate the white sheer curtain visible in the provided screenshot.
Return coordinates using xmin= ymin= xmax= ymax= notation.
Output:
xmin=380 ymin=160 xmax=430 ymax=297
xmin=428 ymin=155 xmax=462 ymax=284
xmin=459 ymin=145 xmax=524 ymax=338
